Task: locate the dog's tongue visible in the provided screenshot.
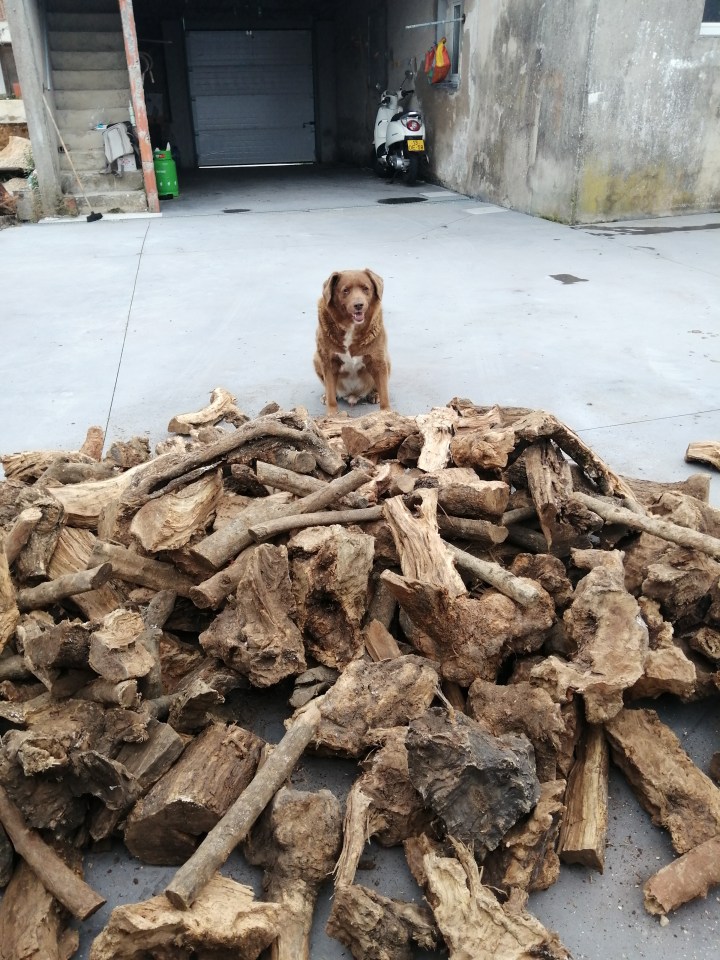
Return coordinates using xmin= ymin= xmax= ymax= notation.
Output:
xmin=352 ymin=310 xmax=365 ymax=323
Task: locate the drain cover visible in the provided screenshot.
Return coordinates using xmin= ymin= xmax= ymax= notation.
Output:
xmin=223 ymin=208 xmax=250 ymax=214
xmin=377 ymin=197 xmax=428 ymax=205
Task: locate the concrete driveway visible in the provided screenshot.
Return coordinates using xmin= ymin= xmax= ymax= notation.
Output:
xmin=1 ymin=165 xmax=719 ymax=959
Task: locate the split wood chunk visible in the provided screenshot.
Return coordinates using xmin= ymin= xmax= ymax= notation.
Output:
xmin=0 ymin=535 xmax=19 ymax=652
xmin=623 ymin=472 xmax=711 ymax=506
xmin=244 ymin=787 xmax=342 ymax=960
xmin=557 ymin=724 xmax=609 ymax=872
xmin=89 ymin=540 xmax=195 ymax=597
xmin=409 ymin=835 xmax=571 ymax=960
xmin=335 ymin=727 xmax=430 ymax=888
xmin=289 ymin=524 xmax=374 ymax=669
xmin=524 ymin=440 xmax=599 ymax=555
xmin=1 ymin=449 xmax=95 ymax=484
xmin=509 ymin=553 xmax=574 ymax=609
xmin=483 ymin=779 xmax=566 ymax=894
xmin=382 ymin=570 xmax=554 ymax=685
xmin=130 ymin=469 xmax=222 ymax=552
xmin=13 ymin=494 xmax=65 ymax=582
xmin=326 ymin=883 xmax=438 ymax=960
xmin=572 ymin=490 xmax=720 ymax=560
xmin=48 ymin=527 xmax=125 ymax=620
xmin=3 ymin=506 xmax=43 ymax=566
xmin=0 ymin=783 xmax=105 ymax=920
xmin=22 ymin=620 xmax=92 ymax=689
xmin=363 ymin=618 xmax=403 ymax=661
xmin=168 ymin=386 xmax=246 ymax=435
xmin=340 ymin=411 xmax=418 ymax=459
xmin=49 ymin=462 xmax=145 ymax=529
xmin=310 ymin=656 xmax=439 ymax=757
xmin=0 ymin=859 xmax=80 ymax=960
xmin=416 ymin=406 xmax=459 ymax=471
xmin=124 ymin=721 xmax=264 ymax=865
xmin=604 ymin=707 xmax=720 ymax=855
xmin=384 ymin=488 xmax=465 ymax=596
xmin=531 ymin=550 xmax=648 ymax=723
xmin=406 ymin=708 xmax=540 ymax=854
xmin=686 ymin=625 xmax=720 ymax=665
xmin=466 ymin=679 xmax=566 ymax=782
xmin=685 ymin=440 xmax=720 ymax=471
xmin=647 ymin=489 xmax=720 ymax=539
xmin=17 ymin=563 xmax=113 ymax=613
xmin=79 ymin=425 xmax=105 ymax=461
xmin=644 ymin=834 xmax=720 ymax=916
xmin=89 ymin=609 xmax=155 ymax=682
xmin=105 ymin=436 xmax=151 ymax=469
xmin=429 ymin=467 xmax=510 ymax=517
xmin=199 ymin=543 xmax=306 ymax=687
xmin=88 ymin=874 xmax=282 ymax=960
xmin=641 ymin=546 xmax=720 ymax=626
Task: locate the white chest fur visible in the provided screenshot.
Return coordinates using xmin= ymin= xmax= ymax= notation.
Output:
xmin=335 ymin=328 xmax=367 ymax=398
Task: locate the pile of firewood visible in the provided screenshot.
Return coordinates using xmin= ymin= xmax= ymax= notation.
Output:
xmin=0 ymin=388 xmax=719 ymax=960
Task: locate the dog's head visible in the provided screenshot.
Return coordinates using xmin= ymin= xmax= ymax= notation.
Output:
xmin=321 ymin=269 xmax=384 ymax=326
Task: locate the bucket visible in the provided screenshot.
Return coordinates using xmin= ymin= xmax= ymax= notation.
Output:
xmin=153 ymin=146 xmax=179 ymax=199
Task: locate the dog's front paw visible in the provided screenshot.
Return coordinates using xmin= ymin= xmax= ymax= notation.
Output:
xmin=365 ymin=389 xmax=380 ymax=405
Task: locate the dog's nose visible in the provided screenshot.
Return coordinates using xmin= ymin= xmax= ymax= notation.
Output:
xmin=353 ymin=302 xmax=364 ymax=312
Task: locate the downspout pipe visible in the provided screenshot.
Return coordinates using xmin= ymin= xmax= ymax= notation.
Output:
xmin=118 ymin=0 xmax=159 ymax=213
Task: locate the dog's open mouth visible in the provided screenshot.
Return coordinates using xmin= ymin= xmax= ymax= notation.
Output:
xmin=351 ymin=310 xmax=365 ymax=324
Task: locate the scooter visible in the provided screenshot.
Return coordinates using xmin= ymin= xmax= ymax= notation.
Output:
xmin=372 ymin=70 xmax=427 ymax=186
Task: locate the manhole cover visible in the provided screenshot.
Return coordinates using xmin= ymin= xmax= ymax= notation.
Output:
xmin=377 ymin=197 xmax=428 ymax=205
xmin=223 ymin=208 xmax=250 ymax=214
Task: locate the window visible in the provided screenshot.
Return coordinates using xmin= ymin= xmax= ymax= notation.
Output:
xmin=702 ymin=0 xmax=720 ymax=35
xmin=436 ymin=1 xmax=464 ymax=82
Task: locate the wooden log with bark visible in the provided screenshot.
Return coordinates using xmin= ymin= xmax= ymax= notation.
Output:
xmin=557 ymin=723 xmax=609 ymax=872
xmin=167 ymin=386 xmax=247 ymax=435
xmin=685 ymin=440 xmax=720 ymax=472
xmin=643 ymin=834 xmax=720 ymax=916
xmin=0 ymin=859 xmax=80 ymax=960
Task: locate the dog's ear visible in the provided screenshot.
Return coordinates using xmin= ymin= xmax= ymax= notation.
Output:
xmin=365 ymin=269 xmax=384 ymax=301
xmin=321 ymin=272 xmax=340 ymax=305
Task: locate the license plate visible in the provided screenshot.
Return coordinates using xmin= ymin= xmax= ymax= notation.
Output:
xmin=407 ymin=139 xmax=425 ymax=152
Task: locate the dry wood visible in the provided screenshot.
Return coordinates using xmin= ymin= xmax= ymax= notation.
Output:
xmin=168 ymin=386 xmax=246 ymax=434
xmin=685 ymin=440 xmax=720 ymax=471
xmin=0 ymin=783 xmax=105 ymax=919
xmin=13 ymin=494 xmax=65 ymax=582
xmin=437 ymin=514 xmax=508 ymax=546
xmin=340 ymin=411 xmax=418 ymax=458
xmin=643 ymin=834 xmax=720 ymax=916
xmin=37 ymin=458 xmax=117 ymax=487
xmin=47 ymin=527 xmax=124 ymax=620
xmin=4 ymin=507 xmax=43 ymax=565
xmin=445 ymin=542 xmax=545 ymax=606
xmin=89 ymin=608 xmax=155 ymax=682
xmin=192 ymin=466 xmax=371 ymax=569
xmin=0 ymin=535 xmax=19 ymax=652
xmin=49 ymin=462 xmax=145 ymax=529
xmin=572 ymin=490 xmax=720 ymax=559
xmin=80 ymin=425 xmax=104 ymax=460
xmin=623 ymin=472 xmax=711 ymax=505
xmin=16 ymin=562 xmax=113 ymax=612
xmin=0 ymin=654 xmax=32 ymax=682
xmin=244 ymin=787 xmax=343 ymax=960
xmin=1 ymin=449 xmax=93 ymax=483
xmin=88 ymin=875 xmax=281 ymax=960
xmin=76 ymin=677 xmax=138 ymax=707
xmin=164 ymin=695 xmax=327 ymax=909
xmin=249 ymin=505 xmax=382 ymax=541
xmin=558 ymin=724 xmax=609 ymax=871
xmin=130 ymin=469 xmax=223 ymax=552
xmin=416 ymin=406 xmax=458 ymax=471
xmin=105 ymin=436 xmax=151 ymax=468
xmin=363 ymin=618 xmax=403 ymax=660
xmin=604 ymin=707 xmax=720 ymax=854
xmin=89 ymin=541 xmax=195 ymax=597
xmin=0 ymin=859 xmax=80 ymax=960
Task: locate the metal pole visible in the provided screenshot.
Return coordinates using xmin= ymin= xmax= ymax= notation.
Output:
xmin=117 ymin=0 xmax=159 ymax=213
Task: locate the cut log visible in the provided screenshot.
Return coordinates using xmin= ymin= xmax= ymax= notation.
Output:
xmin=289 ymin=524 xmax=375 ymax=669
xmin=326 ymin=883 xmax=438 ymax=960
xmin=340 ymin=411 xmax=418 ymax=458
xmin=105 ymin=436 xmax=151 ymax=469
xmin=88 ymin=875 xmax=281 ymax=960
xmin=88 ymin=541 xmax=195 ymax=597
xmin=406 ymin=707 xmax=540 ymax=854
xmin=80 ymin=425 xmax=104 ymax=460
xmin=49 ymin=462 xmax=145 ymax=529
xmin=686 ymin=625 xmax=720 ymax=665
xmin=88 ymin=608 xmax=155 ymax=682
xmin=255 ymin=459 xmax=369 ymax=507
xmin=0 ymin=859 xmax=80 ymax=960
xmin=0 ymin=783 xmax=105 ymax=919
xmin=604 ymin=707 xmax=720 ymax=855
xmin=644 ymin=835 xmax=720 ymax=916
xmin=531 ymin=550 xmax=648 ymax=723
xmin=557 ymin=723 xmax=609 ymax=872
xmin=12 ymin=494 xmax=65 ymax=582
xmin=509 ymin=553 xmax=574 ymax=609
xmin=130 ymin=469 xmax=223 ymax=552
xmin=0 ymin=535 xmax=19 ymax=653
xmin=168 ymin=386 xmax=246 ymax=434
xmin=572 ymin=491 xmax=720 ymax=560
xmin=363 ymin=618 xmax=403 ymax=661
xmin=199 ymin=544 xmax=306 ymax=687
xmin=48 ymin=527 xmax=125 ymax=620
xmin=248 ymin=505 xmax=382 ymax=541
xmin=16 ymin=563 xmax=113 ymax=612
xmin=3 ymin=507 xmax=43 ymax=566
xmin=437 ymin=514 xmax=508 ymax=546
xmin=416 ymin=406 xmax=458 ymax=471
xmin=446 ymin=543 xmax=546 ymax=606
xmin=685 ymin=440 xmax=720 ymax=471
xmin=244 ymin=786 xmax=343 ymax=960
xmin=408 ymin=835 xmax=572 ymax=960
xmin=124 ymin=721 xmax=264 ymax=865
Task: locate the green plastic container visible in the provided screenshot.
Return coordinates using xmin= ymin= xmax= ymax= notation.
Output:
xmin=153 ymin=147 xmax=179 ymax=199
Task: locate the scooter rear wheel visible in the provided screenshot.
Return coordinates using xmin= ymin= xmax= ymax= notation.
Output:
xmin=406 ymin=155 xmax=419 ymax=187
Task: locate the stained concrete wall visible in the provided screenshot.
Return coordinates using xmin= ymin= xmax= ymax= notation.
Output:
xmin=370 ymin=0 xmax=720 ymax=222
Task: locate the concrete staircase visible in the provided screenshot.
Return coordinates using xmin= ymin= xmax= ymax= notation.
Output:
xmin=47 ymin=0 xmax=147 ymax=214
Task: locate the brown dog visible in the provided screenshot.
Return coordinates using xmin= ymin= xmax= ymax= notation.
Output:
xmin=313 ymin=268 xmax=391 ymax=415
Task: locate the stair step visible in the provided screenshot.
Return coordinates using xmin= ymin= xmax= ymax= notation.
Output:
xmin=59 ymin=129 xmax=109 ymax=151
xmin=53 ymin=69 xmax=130 ymax=92
xmin=59 ymin=148 xmax=108 ymax=172
xmin=50 ymin=50 xmax=127 ymax=72
xmin=54 ymin=88 xmax=130 ymax=111
xmin=48 ymin=30 xmax=125 ymax=53
xmin=56 ymin=106 xmax=132 ymax=130
xmin=61 ymin=171 xmax=144 ymax=193
xmin=46 ymin=12 xmax=122 ymax=33
xmin=67 ymin=190 xmax=149 ymax=215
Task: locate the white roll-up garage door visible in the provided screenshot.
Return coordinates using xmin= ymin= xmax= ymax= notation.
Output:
xmin=186 ymin=30 xmax=316 ymax=167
